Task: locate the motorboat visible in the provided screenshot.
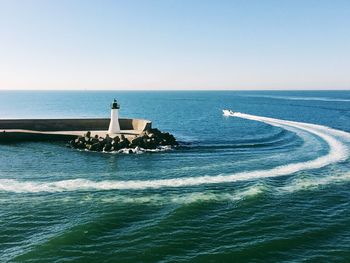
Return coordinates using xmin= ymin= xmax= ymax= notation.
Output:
xmin=222 ymin=109 xmax=234 ymax=116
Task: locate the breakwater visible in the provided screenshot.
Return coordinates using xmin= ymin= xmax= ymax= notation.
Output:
xmin=0 ymin=118 xmax=151 ymax=141
xmin=69 ymin=128 xmax=178 ymax=152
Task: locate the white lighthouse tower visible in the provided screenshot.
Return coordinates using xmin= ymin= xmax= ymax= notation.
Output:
xmin=108 ymin=99 xmax=120 ymax=134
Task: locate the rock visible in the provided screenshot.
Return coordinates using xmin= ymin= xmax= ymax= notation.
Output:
xmin=69 ymin=128 xmax=178 ymax=152
xmin=118 ymin=139 xmax=129 ymax=149
xmin=143 ymin=138 xmax=156 ymax=149
xmin=84 ymin=131 xmax=91 ymax=138
xmin=90 ymin=137 xmax=99 ymax=144
xmin=88 ymin=142 xmax=102 ymax=151
xmin=69 ymin=139 xmax=79 ymax=148
xmin=158 ymin=132 xmax=178 ymax=146
xmin=105 ymin=134 xmax=112 ymax=144
xmin=85 ymin=143 xmax=91 ymax=149
xmin=77 ymin=141 xmax=85 ymax=149
xmin=103 ymin=143 xmax=112 ymax=152
xmin=70 ymin=138 xmax=80 ymax=148
xmin=130 ymin=136 xmax=143 ymax=148
xmin=149 ymin=128 xmax=162 ymax=135
xmin=151 ymin=136 xmax=161 ymax=145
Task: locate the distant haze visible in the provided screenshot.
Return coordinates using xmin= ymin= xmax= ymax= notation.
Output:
xmin=0 ymin=0 xmax=349 ymax=90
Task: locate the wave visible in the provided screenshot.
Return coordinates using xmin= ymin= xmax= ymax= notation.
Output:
xmin=183 ymin=135 xmax=299 ymax=151
xmin=243 ymin=95 xmax=350 ymax=102
xmin=100 ymin=172 xmax=350 ymax=204
xmin=78 ymin=145 xmax=173 ymax=154
xmin=182 ymin=130 xmax=296 ymax=150
xmin=90 ymin=172 xmax=350 ymax=204
xmin=100 ymin=184 xmax=266 ymax=204
xmin=279 ymin=172 xmax=350 ymax=193
xmin=0 ymin=112 xmax=349 ymax=193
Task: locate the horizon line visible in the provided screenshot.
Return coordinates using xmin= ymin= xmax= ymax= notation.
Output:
xmin=0 ymin=88 xmax=349 ymax=92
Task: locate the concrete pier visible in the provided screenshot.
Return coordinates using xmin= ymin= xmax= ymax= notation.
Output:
xmin=0 ymin=118 xmax=152 ymax=141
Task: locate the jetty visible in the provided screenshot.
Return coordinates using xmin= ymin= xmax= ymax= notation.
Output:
xmin=0 ymin=117 xmax=151 ymax=142
xmin=0 ymin=99 xmax=178 ymax=152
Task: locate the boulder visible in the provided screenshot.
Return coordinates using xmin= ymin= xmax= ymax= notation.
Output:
xmin=69 ymin=128 xmax=178 ymax=152
xmin=149 ymin=128 xmax=162 ymax=136
xmin=84 ymin=131 xmax=91 ymax=138
xmin=130 ymin=136 xmax=143 ymax=148
xmin=143 ymin=138 xmax=157 ymax=149
xmin=90 ymin=137 xmax=99 ymax=144
xmin=77 ymin=141 xmax=85 ymax=149
xmin=103 ymin=143 xmax=112 ymax=152
xmin=118 ymin=139 xmax=130 ymax=149
xmin=105 ymin=134 xmax=112 ymax=144
xmin=87 ymin=142 xmax=102 ymax=151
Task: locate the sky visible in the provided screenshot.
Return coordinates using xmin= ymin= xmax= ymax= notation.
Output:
xmin=0 ymin=0 xmax=349 ymax=90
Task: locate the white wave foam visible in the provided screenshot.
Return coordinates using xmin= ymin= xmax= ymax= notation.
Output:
xmin=279 ymin=172 xmax=350 ymax=193
xmin=35 ymin=184 xmax=265 ymax=204
xmin=0 ymin=113 xmax=349 ymax=193
xmin=80 ymin=145 xmax=173 ymax=154
xmin=243 ymin=95 xmax=350 ymax=102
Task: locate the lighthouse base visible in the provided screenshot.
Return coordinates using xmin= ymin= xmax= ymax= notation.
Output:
xmin=108 ymin=109 xmax=120 ymax=134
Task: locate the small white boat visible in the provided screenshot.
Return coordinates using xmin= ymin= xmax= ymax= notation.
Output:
xmin=222 ymin=109 xmax=234 ymax=116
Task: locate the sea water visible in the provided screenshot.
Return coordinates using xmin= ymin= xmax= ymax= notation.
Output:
xmin=1 ymin=90 xmax=350 ymax=262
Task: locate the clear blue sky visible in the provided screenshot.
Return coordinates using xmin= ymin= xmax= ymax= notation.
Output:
xmin=0 ymin=0 xmax=349 ymax=90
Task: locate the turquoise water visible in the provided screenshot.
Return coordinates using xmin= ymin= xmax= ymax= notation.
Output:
xmin=1 ymin=90 xmax=350 ymax=262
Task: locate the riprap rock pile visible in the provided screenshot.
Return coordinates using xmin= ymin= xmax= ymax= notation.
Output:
xmin=68 ymin=128 xmax=178 ymax=153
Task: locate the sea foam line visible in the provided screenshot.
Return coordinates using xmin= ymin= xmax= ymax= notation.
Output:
xmin=242 ymin=95 xmax=350 ymax=102
xmin=0 ymin=112 xmax=349 ymax=193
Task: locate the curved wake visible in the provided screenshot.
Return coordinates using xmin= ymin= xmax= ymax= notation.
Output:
xmin=243 ymin=95 xmax=350 ymax=102
xmin=0 ymin=113 xmax=349 ymax=193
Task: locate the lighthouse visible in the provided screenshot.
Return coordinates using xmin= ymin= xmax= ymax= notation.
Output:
xmin=108 ymin=99 xmax=120 ymax=134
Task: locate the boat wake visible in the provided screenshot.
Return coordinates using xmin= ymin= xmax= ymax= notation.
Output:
xmin=242 ymin=95 xmax=350 ymax=102
xmin=0 ymin=112 xmax=349 ymax=193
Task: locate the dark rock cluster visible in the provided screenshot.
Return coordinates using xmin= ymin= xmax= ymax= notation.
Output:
xmin=68 ymin=128 xmax=178 ymax=152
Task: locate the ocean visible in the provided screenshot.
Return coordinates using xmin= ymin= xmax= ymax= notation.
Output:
xmin=1 ymin=90 xmax=350 ymax=262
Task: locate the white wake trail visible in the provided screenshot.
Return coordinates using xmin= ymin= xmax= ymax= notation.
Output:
xmin=0 ymin=113 xmax=349 ymax=193
xmin=243 ymin=95 xmax=350 ymax=102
